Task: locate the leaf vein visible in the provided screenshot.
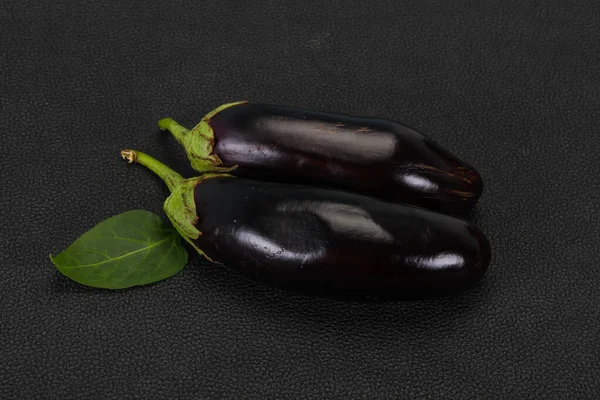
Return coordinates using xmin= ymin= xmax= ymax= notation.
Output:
xmin=60 ymin=235 xmax=174 ymax=269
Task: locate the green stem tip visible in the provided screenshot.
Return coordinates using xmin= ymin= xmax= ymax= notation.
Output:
xmin=120 ymin=149 xmax=183 ymax=193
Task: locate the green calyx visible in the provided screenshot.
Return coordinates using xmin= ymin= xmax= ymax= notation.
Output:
xmin=162 ymin=178 xmax=201 ymax=243
xmin=158 ymin=100 xmax=248 ymax=173
xmin=120 ymin=149 xmax=229 ymax=263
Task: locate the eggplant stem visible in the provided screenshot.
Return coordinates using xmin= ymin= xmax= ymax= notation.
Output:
xmin=158 ymin=118 xmax=192 ymax=144
xmin=120 ymin=149 xmax=183 ymax=193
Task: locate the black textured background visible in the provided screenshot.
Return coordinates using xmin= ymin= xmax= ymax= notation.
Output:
xmin=2 ymin=1 xmax=599 ymax=399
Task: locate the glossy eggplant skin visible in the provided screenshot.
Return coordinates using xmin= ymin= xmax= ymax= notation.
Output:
xmin=207 ymin=103 xmax=483 ymax=214
xmin=192 ymin=176 xmax=491 ymax=297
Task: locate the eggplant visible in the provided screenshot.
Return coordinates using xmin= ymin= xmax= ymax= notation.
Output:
xmin=121 ymin=150 xmax=491 ymax=297
xmin=159 ymin=101 xmax=483 ymax=214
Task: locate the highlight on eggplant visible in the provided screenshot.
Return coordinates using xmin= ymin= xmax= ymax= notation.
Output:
xmin=158 ymin=101 xmax=484 ymax=214
xmin=121 ymin=149 xmax=491 ymax=298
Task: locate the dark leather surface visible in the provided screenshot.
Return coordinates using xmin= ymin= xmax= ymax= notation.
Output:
xmin=2 ymin=1 xmax=599 ymax=399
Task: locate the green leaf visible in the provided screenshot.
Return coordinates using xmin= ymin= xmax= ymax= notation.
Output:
xmin=50 ymin=210 xmax=188 ymax=289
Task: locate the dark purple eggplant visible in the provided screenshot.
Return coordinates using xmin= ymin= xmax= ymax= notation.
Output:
xmin=159 ymin=101 xmax=483 ymax=214
xmin=121 ymin=149 xmax=491 ymax=298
